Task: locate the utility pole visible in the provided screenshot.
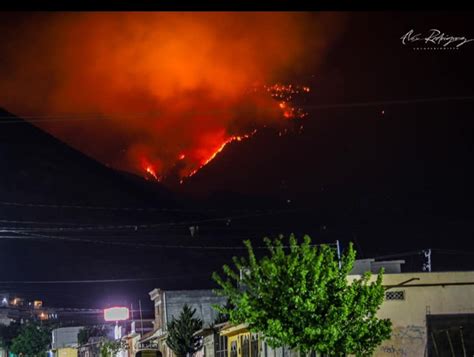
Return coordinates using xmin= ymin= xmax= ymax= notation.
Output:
xmin=422 ymin=249 xmax=432 ymax=272
xmin=336 ymin=240 xmax=341 ymax=269
xmin=138 ymin=300 xmax=144 ymax=336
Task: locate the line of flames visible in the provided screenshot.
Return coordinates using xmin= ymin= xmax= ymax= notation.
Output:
xmin=183 ymin=129 xmax=258 ymax=182
xmin=143 ymin=83 xmax=310 ymax=183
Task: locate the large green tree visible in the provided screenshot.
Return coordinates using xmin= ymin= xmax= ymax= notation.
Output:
xmin=212 ymin=234 xmax=392 ymax=357
xmin=166 ymin=304 xmax=203 ymax=357
xmin=10 ymin=322 xmax=51 ymax=357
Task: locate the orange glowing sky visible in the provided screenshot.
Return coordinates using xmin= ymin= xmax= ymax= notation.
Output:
xmin=0 ymin=12 xmax=343 ymax=182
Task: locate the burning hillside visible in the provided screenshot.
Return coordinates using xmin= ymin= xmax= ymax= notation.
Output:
xmin=0 ymin=12 xmax=343 ymax=183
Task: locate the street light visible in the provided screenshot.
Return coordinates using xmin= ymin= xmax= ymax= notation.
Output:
xmin=104 ymin=307 xmax=130 ymax=340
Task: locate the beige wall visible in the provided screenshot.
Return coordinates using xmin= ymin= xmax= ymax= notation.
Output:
xmin=58 ymin=347 xmax=78 ymax=357
xmin=348 ymin=271 xmax=474 ymax=357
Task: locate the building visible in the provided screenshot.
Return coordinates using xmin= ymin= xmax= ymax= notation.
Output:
xmin=212 ymin=259 xmax=474 ymax=357
xmin=368 ymin=271 xmax=474 ymax=357
xmin=0 ymin=293 xmax=60 ymax=326
xmin=78 ymin=336 xmax=104 ymax=357
xmin=77 ymin=325 xmax=117 ymax=357
xmin=351 ymin=259 xmax=405 ymax=275
xmin=51 ymin=326 xmax=84 ymax=357
xmin=193 ymin=323 xmax=228 ymax=357
xmin=218 ymin=323 xmax=304 ymax=357
xmin=125 ymin=320 xmax=162 ymax=357
xmin=141 ymin=289 xmax=227 ymax=357
xmin=142 ymin=262 xmax=474 ymax=357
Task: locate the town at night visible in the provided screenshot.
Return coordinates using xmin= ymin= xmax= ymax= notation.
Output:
xmin=0 ymin=10 xmax=473 ymax=357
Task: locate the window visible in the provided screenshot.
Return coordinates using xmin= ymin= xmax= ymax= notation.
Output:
xmin=215 ymin=335 xmax=228 ymax=357
xmin=242 ymin=335 xmax=250 ymax=357
xmin=250 ymin=334 xmax=259 ymax=357
xmin=385 ymin=290 xmax=405 ymax=300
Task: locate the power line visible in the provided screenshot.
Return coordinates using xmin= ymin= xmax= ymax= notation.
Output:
xmin=0 ymin=231 xmax=336 ymax=251
xmin=371 ymin=250 xmax=423 ymax=260
xmin=432 ymin=249 xmax=474 ymax=256
xmin=0 ymin=110 xmax=249 ymax=122
xmin=0 ymin=274 xmax=211 ymax=284
xmin=0 ymin=219 xmax=101 ymax=226
xmin=305 ymin=95 xmax=474 ymax=110
xmin=0 ymin=200 xmax=291 ymax=214
xmin=0 ymin=209 xmax=301 ymax=232
xmin=0 ymin=200 xmax=216 ymax=212
xmin=1 ymin=95 xmax=473 ymax=124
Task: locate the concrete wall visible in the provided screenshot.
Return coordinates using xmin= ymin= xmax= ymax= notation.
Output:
xmin=163 ymin=290 xmax=226 ymax=329
xmin=52 ymin=326 xmax=83 ymax=350
xmin=348 ymin=271 xmax=474 ymax=357
xmin=351 ymin=259 xmax=405 ymax=275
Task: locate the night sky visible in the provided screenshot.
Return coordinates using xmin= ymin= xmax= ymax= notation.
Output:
xmin=0 ymin=12 xmax=473 ymax=311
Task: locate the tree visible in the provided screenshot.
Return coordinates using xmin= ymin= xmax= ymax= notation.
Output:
xmin=78 ymin=325 xmax=108 ymax=345
xmin=10 ymin=322 xmax=51 ymax=357
xmin=99 ymin=339 xmax=128 ymax=357
xmin=212 ymin=234 xmax=392 ymax=357
xmin=166 ymin=304 xmax=203 ymax=357
xmin=0 ymin=321 xmax=22 ymax=352
xmin=212 ymin=300 xmax=235 ymax=326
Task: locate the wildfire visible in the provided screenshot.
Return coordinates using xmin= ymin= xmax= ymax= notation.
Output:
xmin=265 ymin=83 xmax=309 ymax=119
xmin=142 ymin=82 xmax=310 ymax=182
xmin=186 ymin=129 xmax=258 ymax=179
xmin=145 ymin=165 xmax=159 ymax=181
xmin=0 ymin=12 xmax=343 ymax=188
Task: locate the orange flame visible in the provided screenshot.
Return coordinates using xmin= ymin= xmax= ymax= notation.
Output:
xmin=186 ymin=129 xmax=258 ymax=179
xmin=0 ymin=12 xmax=343 ymax=184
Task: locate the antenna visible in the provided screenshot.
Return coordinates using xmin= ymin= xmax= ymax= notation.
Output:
xmin=422 ymin=249 xmax=432 ymax=272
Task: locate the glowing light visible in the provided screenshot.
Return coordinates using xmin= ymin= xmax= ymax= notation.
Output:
xmin=265 ymin=83 xmax=310 ymax=120
xmin=144 ymin=165 xmax=159 ymax=181
xmin=34 ymin=300 xmax=43 ymax=309
xmin=178 ymin=154 xmax=186 ymax=160
xmin=104 ymin=307 xmax=130 ymax=321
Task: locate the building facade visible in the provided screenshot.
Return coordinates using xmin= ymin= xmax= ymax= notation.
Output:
xmin=214 ymin=270 xmax=474 ymax=357
xmin=142 ymin=289 xmax=227 ymax=357
xmin=51 ymin=326 xmax=83 ymax=357
xmin=370 ymin=271 xmax=474 ymax=357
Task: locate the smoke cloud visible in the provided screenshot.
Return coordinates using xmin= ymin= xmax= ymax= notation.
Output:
xmin=0 ymin=12 xmax=343 ymax=181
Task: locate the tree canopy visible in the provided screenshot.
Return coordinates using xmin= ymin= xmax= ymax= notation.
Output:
xmin=166 ymin=304 xmax=203 ymax=357
xmin=10 ymin=322 xmax=51 ymax=357
xmin=212 ymin=234 xmax=392 ymax=357
xmin=0 ymin=321 xmax=22 ymax=350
